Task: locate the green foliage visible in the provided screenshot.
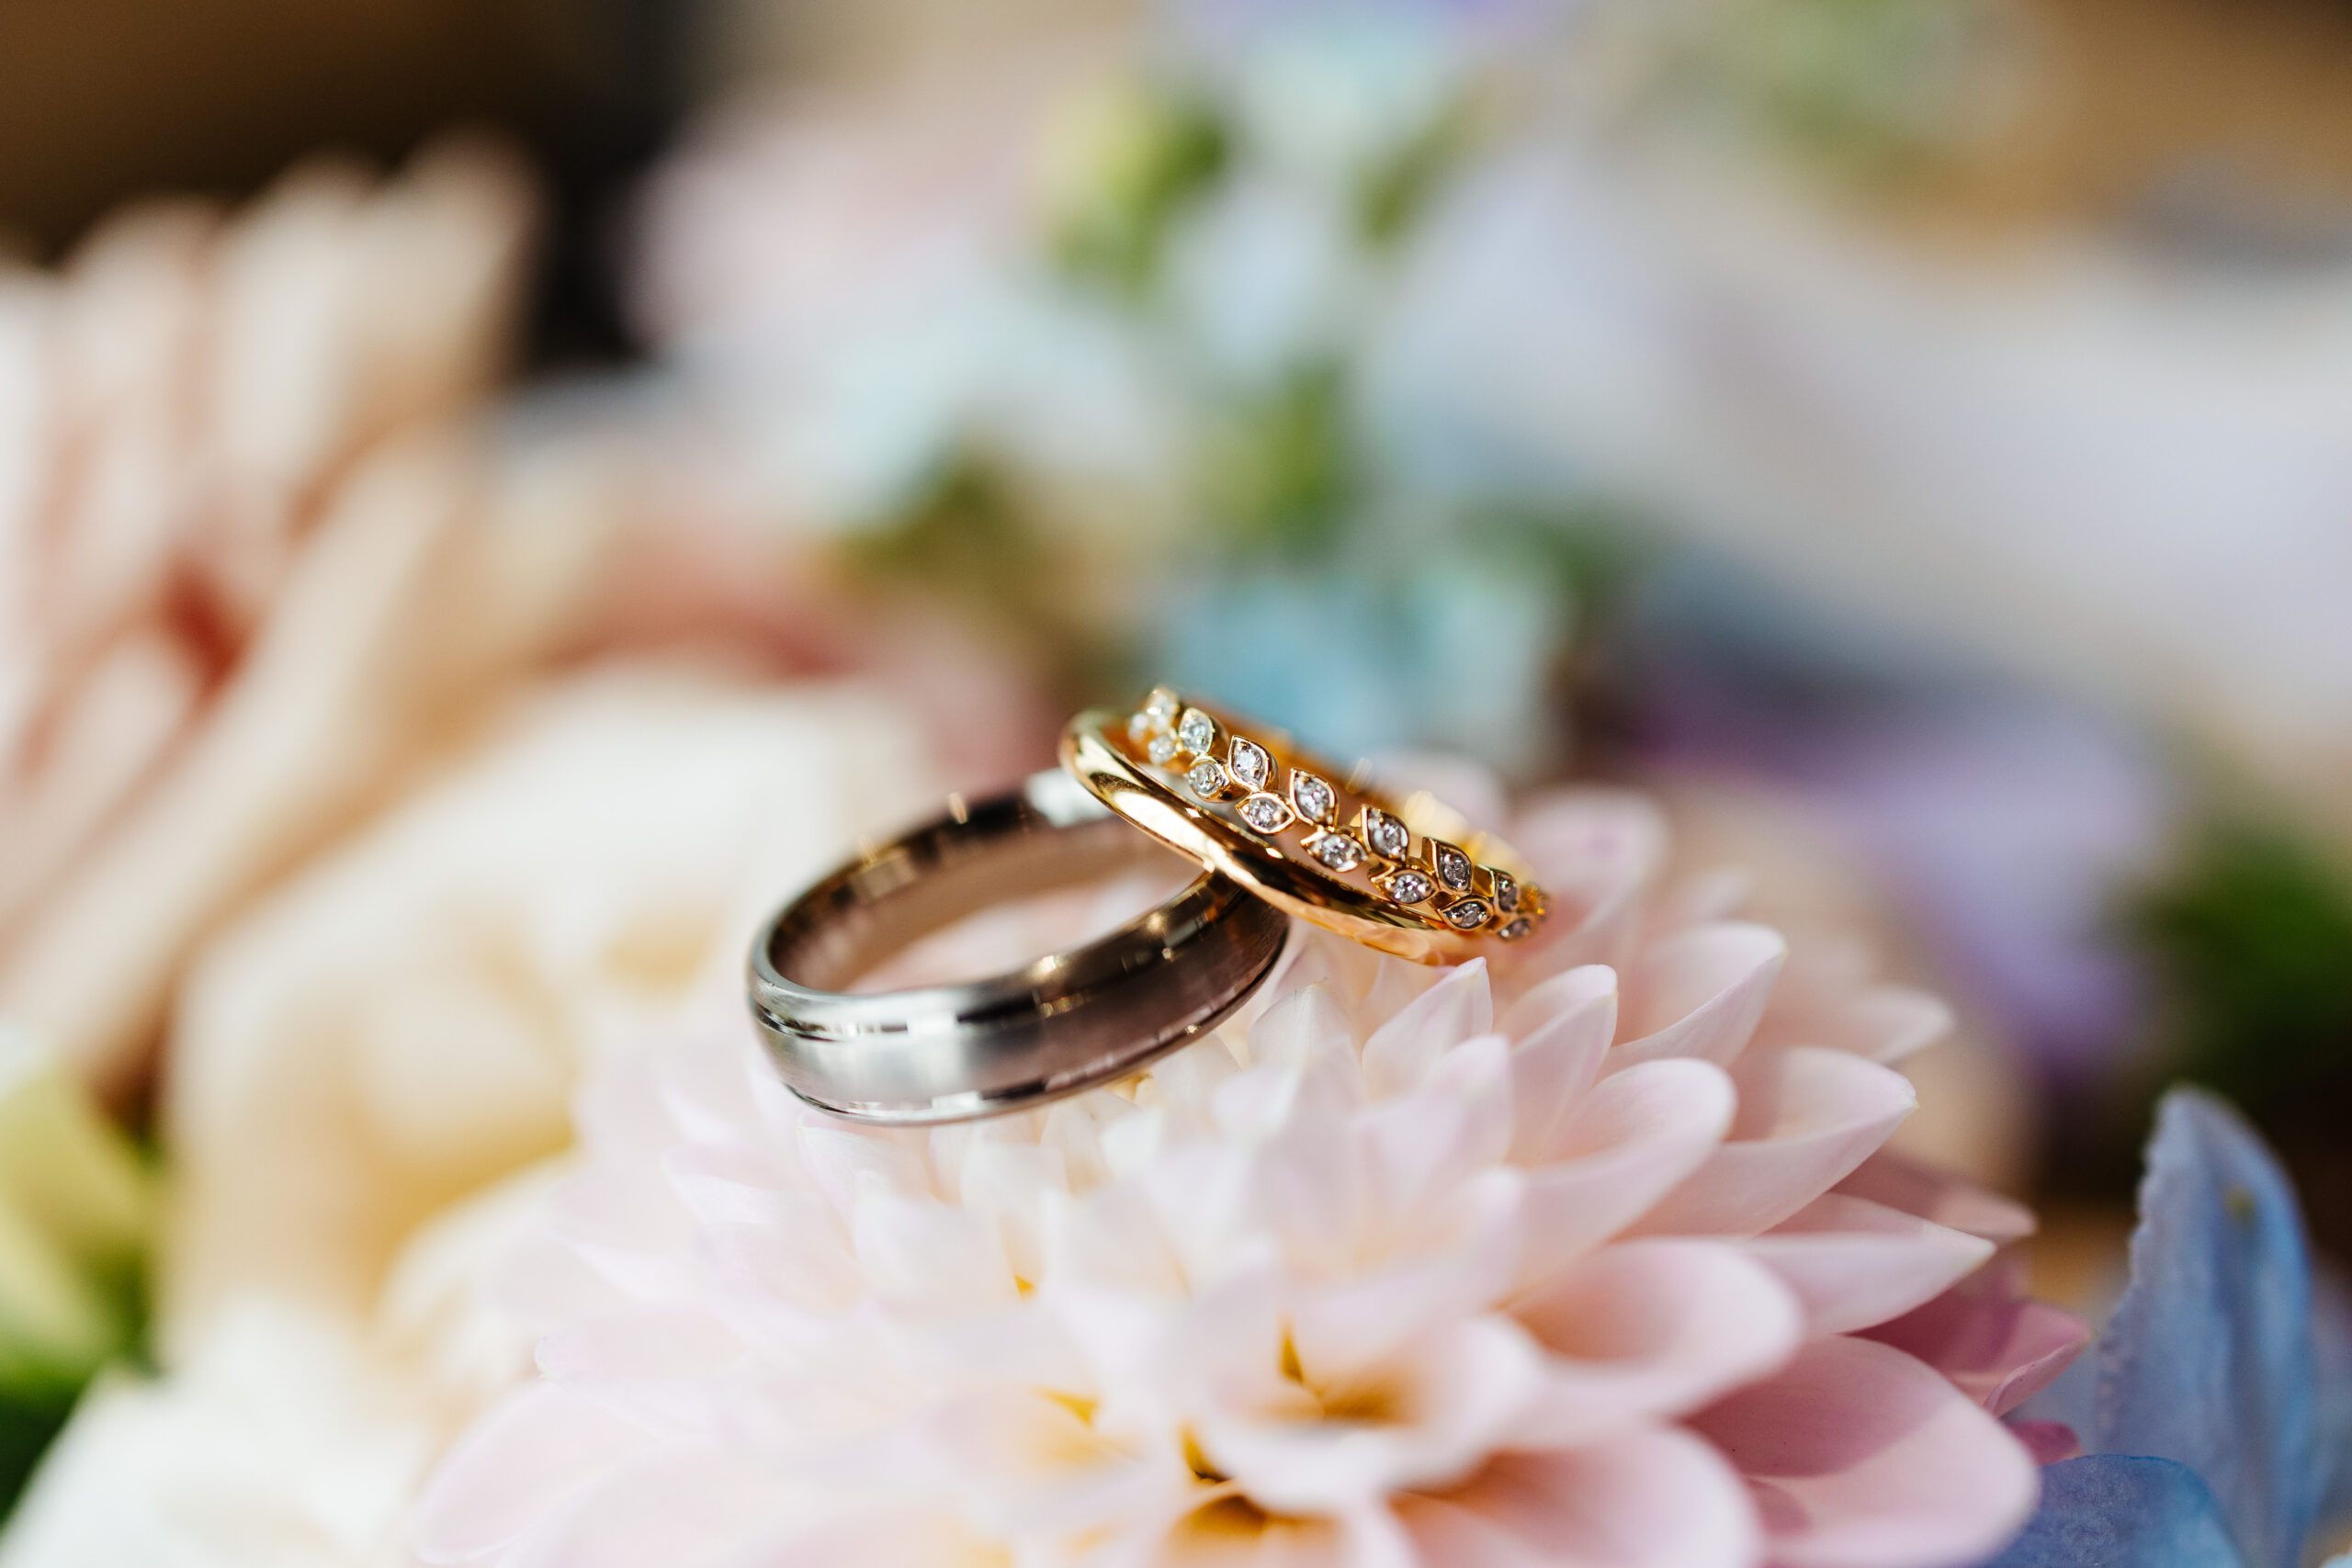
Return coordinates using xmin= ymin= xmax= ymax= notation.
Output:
xmin=1202 ymin=362 xmax=1358 ymax=558
xmin=1357 ymin=96 xmax=1475 ymax=248
xmin=2129 ymin=826 xmax=2352 ymax=1112
xmin=1053 ymin=89 xmax=1230 ymax=298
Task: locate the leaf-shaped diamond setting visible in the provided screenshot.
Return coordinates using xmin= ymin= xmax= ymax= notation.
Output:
xmin=1307 ymin=830 xmax=1364 ymax=873
xmin=1238 ymin=793 xmax=1296 ymax=835
xmin=1430 ymin=840 xmax=1474 ymax=894
xmin=1228 ymin=738 xmax=1272 ymax=791
xmin=1289 ymin=770 xmax=1337 ymax=825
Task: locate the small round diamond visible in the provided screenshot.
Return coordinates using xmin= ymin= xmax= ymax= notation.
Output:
xmin=1143 ymin=686 xmax=1181 ymax=723
xmin=1498 ymin=917 xmax=1533 ymax=942
xmin=1383 ymin=869 xmax=1435 ymax=905
xmin=1147 ymin=732 xmax=1181 ymax=766
xmin=1489 ymin=871 xmax=1521 ymax=915
xmin=1186 ymin=759 xmax=1229 ymax=797
xmin=1289 ymin=771 xmax=1336 ymax=824
xmin=1238 ymin=793 xmax=1295 ymax=834
xmin=1444 ymin=897 xmax=1493 ymax=931
xmin=1228 ymin=738 xmax=1272 ymax=791
xmin=1309 ymin=832 xmax=1363 ymax=873
xmin=1431 ymin=841 xmax=1473 ymax=894
xmin=1177 ymin=707 xmax=1218 ymax=756
xmin=1363 ymin=807 xmax=1408 ymax=860
xmin=1128 ymin=710 xmax=1160 ymax=741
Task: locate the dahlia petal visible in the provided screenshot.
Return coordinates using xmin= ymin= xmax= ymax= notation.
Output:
xmin=661 ymin=1143 xmax=814 ymax=1228
xmin=956 ymin=1139 xmax=1069 ymax=1284
xmin=922 ymin=1387 xmax=1172 ymax=1537
xmin=1980 ymin=1454 xmax=2247 ymax=1568
xmin=2096 ymin=1089 xmax=2318 ymax=1568
xmin=1815 ymin=987 xmax=1954 ymax=1064
xmin=1291 ymin=1169 xmax=1521 ymax=1387
xmin=1041 ymin=1179 xmax=1188 ymax=1299
xmin=1396 ymin=1426 xmax=1760 ymax=1568
xmin=1611 ymin=922 xmax=1786 ymax=1069
xmin=1513 ymin=1058 xmax=1735 ymax=1292
xmin=1362 ymin=959 xmax=1492 ymax=1099
xmin=1498 ymin=964 xmax=1618 ymax=1163
xmin=535 ymin=1306 xmax=747 ymax=1433
xmin=1511 ymin=790 xmax=1668 ymax=974
xmin=1690 ymin=1335 xmax=2039 ymax=1568
xmin=797 ymin=1121 xmax=935 ymax=1219
xmin=1740 ymin=1195 xmax=1996 ymax=1337
xmin=852 ymin=1190 xmax=1020 ymax=1310
xmin=1833 ymin=1150 xmax=2036 ymax=1244
xmin=1199 ymin=1314 xmax=1547 ymax=1514
xmin=697 ymin=1217 xmax=863 ymax=1359
xmin=1362 ymin=1035 xmax=1512 ymax=1217
xmin=503 ymin=1437 xmax=793 ymax=1568
xmin=1634 ymin=1047 xmax=1915 ymax=1237
xmin=1247 ymin=984 xmax=1362 ymax=1079
xmin=1862 ymin=1256 xmax=2088 ymax=1416
xmin=413 ymin=1382 xmax=651 ymax=1562
xmin=1510 ymin=1240 xmax=1803 ymax=1445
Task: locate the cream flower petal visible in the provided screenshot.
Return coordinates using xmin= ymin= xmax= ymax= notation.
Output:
xmin=1397 ymin=1427 xmax=1761 ymax=1568
xmin=1360 ymin=1036 xmax=1513 ymax=1222
xmin=1498 ymin=964 xmax=1618 ymax=1164
xmin=1510 ymin=1240 xmax=1803 ymax=1447
xmin=852 ymin=1190 xmax=1022 ymax=1312
xmin=1361 ymin=959 xmax=1493 ymax=1099
xmin=1737 ymin=1195 xmax=1996 ymax=1337
xmin=1756 ymin=983 xmax=1954 ymax=1066
xmin=921 ymin=1386 xmax=1180 ymax=1539
xmin=1633 ymin=1047 xmax=1917 ymax=1238
xmin=1611 ymin=923 xmax=1787 ymax=1069
xmin=1690 ymin=1336 xmax=2039 ymax=1568
xmin=1515 ymin=1058 xmax=1736 ymax=1291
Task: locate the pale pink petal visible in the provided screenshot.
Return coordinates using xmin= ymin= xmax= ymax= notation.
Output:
xmin=1041 ymin=1179 xmax=1189 ymax=1299
xmin=1634 ymin=1048 xmax=1916 ymax=1237
xmin=852 ymin=1190 xmax=1020 ymax=1311
xmin=1757 ymin=985 xmax=1953 ymax=1065
xmin=1510 ymin=1240 xmax=1802 ymax=1445
xmin=921 ymin=1387 xmax=1173 ymax=1537
xmin=1831 ymin=1152 xmax=2036 ymax=1244
xmin=504 ymin=1437 xmax=796 ymax=1568
xmin=1361 ymin=960 xmax=1492 ymax=1098
xmin=1291 ymin=1169 xmax=1521 ymax=1386
xmin=413 ymin=1382 xmax=652 ymax=1562
xmin=1689 ymin=1336 xmax=2040 ymax=1568
xmin=1611 ymin=923 xmax=1787 ymax=1069
xmin=1737 ymin=1195 xmax=1996 ymax=1337
xmin=1514 ymin=1059 xmax=1735 ymax=1292
xmin=536 ymin=1307 xmax=749 ymax=1433
xmin=1361 ymin=1036 xmax=1512 ymax=1218
xmin=1510 ymin=790 xmax=1668 ymax=975
xmin=1397 ymin=1427 xmax=1760 ymax=1568
xmin=1860 ymin=1256 xmax=2089 ymax=1416
xmin=1498 ymin=964 xmax=1618 ymax=1163
xmin=1199 ymin=1314 xmax=1547 ymax=1514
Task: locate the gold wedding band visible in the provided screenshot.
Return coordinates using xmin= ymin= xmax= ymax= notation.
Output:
xmin=1059 ymin=688 xmax=1548 ymax=965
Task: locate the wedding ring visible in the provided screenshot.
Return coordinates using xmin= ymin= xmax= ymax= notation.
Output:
xmin=747 ymin=768 xmax=1290 ymax=1123
xmin=1060 ymin=688 xmax=1549 ymax=964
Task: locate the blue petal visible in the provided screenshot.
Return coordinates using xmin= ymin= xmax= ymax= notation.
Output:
xmin=1983 ymin=1455 xmax=2248 ymax=1568
xmin=2098 ymin=1089 xmax=2316 ymax=1568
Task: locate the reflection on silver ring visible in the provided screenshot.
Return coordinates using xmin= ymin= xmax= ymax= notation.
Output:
xmin=746 ymin=769 xmax=1290 ymax=1124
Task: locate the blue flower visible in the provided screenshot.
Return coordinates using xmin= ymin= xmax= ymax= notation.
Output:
xmin=1989 ymin=1089 xmax=2352 ymax=1567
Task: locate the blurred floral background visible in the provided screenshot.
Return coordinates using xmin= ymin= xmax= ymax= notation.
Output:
xmin=1 ymin=0 xmax=2350 ymax=1562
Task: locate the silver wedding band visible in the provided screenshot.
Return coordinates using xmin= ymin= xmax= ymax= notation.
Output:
xmin=747 ymin=769 xmax=1289 ymax=1123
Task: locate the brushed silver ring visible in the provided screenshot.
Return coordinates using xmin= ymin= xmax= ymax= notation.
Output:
xmin=747 ymin=769 xmax=1290 ymax=1124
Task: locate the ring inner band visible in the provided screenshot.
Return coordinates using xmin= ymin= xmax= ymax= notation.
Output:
xmin=749 ymin=771 xmax=1290 ymax=1124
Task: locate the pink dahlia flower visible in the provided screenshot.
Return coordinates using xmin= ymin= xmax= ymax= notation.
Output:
xmin=417 ymin=785 xmax=2083 ymax=1568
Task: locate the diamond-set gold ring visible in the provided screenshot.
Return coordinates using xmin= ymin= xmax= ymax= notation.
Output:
xmin=1059 ymin=688 xmax=1548 ymax=964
